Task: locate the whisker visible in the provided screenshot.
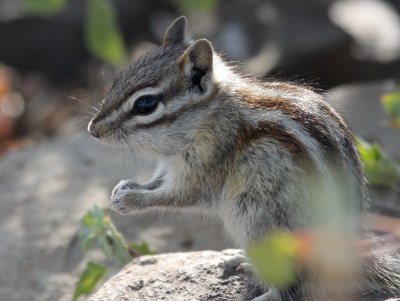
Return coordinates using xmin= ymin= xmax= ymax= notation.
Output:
xmin=67 ymin=95 xmax=87 ymax=105
xmin=64 ymin=95 xmax=100 ymax=120
xmin=120 ymin=128 xmax=135 ymax=154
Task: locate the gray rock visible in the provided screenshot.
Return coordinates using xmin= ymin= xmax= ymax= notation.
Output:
xmin=88 ymin=250 xmax=257 ymax=301
xmin=88 ymin=249 xmax=398 ymax=301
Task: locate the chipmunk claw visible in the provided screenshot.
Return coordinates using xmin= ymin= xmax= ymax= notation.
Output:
xmin=110 ymin=196 xmax=131 ymax=215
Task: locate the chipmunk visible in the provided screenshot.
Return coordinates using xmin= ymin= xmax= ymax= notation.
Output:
xmin=88 ymin=16 xmax=400 ymax=301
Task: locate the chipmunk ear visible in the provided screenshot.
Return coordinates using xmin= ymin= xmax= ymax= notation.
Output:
xmin=181 ymin=39 xmax=213 ymax=94
xmin=163 ymin=16 xmax=188 ymax=46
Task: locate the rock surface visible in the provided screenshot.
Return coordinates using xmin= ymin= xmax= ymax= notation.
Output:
xmin=88 ymin=250 xmax=257 ymax=301
xmin=89 ymin=249 xmax=399 ymax=301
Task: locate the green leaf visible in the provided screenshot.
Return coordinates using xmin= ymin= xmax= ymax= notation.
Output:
xmin=105 ymin=230 xmax=132 ymax=264
xmin=247 ymin=232 xmax=299 ymax=288
xmin=73 ymin=261 xmax=107 ymax=300
xmin=381 ymin=91 xmax=400 ymax=128
xmin=78 ymin=206 xmax=131 ymax=264
xmin=85 ymin=0 xmax=126 ymax=65
xmin=129 ymin=241 xmax=156 ymax=256
xmin=78 ymin=206 xmax=105 ymax=251
xmin=175 ymin=0 xmax=216 ymax=13
xmin=22 ymin=0 xmax=66 ymax=16
xmin=356 ymin=137 xmax=400 ymax=188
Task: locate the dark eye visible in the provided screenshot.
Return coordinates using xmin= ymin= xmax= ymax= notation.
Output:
xmin=132 ymin=95 xmax=160 ymax=115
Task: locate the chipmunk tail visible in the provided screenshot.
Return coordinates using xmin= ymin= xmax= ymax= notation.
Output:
xmin=363 ymin=234 xmax=400 ymax=299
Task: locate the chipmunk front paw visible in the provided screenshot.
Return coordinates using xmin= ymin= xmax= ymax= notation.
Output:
xmin=111 ymin=180 xmax=146 ymax=215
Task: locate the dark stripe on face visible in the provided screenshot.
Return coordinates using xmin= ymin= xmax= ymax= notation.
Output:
xmin=93 ymin=81 xmax=159 ymax=124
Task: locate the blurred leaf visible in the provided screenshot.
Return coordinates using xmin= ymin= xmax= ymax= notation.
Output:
xmin=129 ymin=241 xmax=156 ymax=256
xmin=247 ymin=232 xmax=299 ymax=288
xmin=78 ymin=206 xmax=104 ymax=251
xmin=356 ymin=137 xmax=400 ymax=188
xmin=175 ymin=0 xmax=216 ymax=13
xmin=381 ymin=91 xmax=400 ymax=128
xmin=105 ymin=229 xmax=131 ymax=264
xmin=98 ymin=235 xmax=113 ymax=257
xmin=85 ymin=0 xmax=126 ymax=65
xmin=73 ymin=261 xmax=106 ymax=301
xmin=22 ymin=0 xmax=66 ymax=16
xmin=78 ymin=206 xmax=131 ymax=264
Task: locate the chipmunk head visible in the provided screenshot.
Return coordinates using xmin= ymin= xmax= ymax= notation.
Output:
xmin=88 ymin=16 xmax=218 ymax=155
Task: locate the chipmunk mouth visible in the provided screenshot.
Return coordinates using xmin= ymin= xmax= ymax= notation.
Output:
xmin=87 ymin=118 xmax=129 ymax=149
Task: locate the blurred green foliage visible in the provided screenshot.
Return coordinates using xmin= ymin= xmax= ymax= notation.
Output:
xmin=357 ymin=137 xmax=400 ymax=188
xmin=129 ymin=241 xmax=156 ymax=256
xmin=22 ymin=0 xmax=126 ymax=66
xmin=78 ymin=206 xmax=131 ymax=264
xmin=22 ymin=0 xmax=66 ymax=16
xmin=74 ymin=206 xmax=154 ymax=300
xmin=381 ymin=90 xmax=400 ymax=128
xmin=247 ymin=232 xmax=299 ymax=288
xmin=73 ymin=262 xmax=106 ymax=301
xmin=85 ymin=0 xmax=126 ymax=66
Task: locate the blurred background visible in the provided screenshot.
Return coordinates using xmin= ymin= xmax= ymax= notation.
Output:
xmin=0 ymin=0 xmax=399 ymax=301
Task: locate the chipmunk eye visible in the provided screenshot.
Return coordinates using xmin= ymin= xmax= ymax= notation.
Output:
xmin=133 ymin=95 xmax=160 ymax=115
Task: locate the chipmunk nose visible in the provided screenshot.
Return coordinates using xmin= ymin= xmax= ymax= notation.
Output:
xmin=87 ymin=120 xmax=99 ymax=138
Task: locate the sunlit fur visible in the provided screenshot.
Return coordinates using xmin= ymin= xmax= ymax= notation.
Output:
xmin=88 ymin=16 xmax=400 ymax=301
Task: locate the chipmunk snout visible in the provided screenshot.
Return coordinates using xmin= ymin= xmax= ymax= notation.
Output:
xmin=87 ymin=119 xmax=99 ymax=138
